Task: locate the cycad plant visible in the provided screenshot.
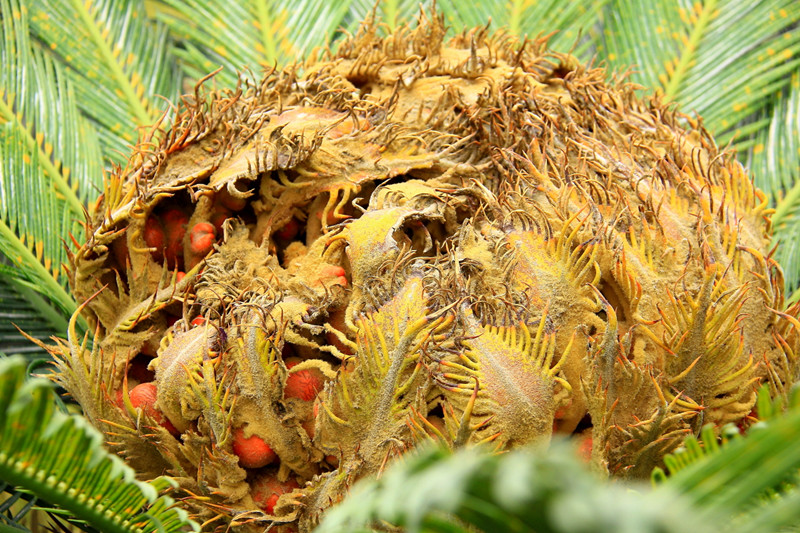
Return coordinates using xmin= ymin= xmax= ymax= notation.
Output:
xmin=2 ymin=0 xmax=800 ymax=532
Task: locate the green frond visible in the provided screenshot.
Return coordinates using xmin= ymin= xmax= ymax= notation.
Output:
xmin=655 ymin=384 xmax=800 ymax=532
xmin=0 ymin=0 xmax=103 ymax=317
xmin=601 ymin=0 xmax=800 ymax=143
xmin=0 ymin=356 xmax=200 ymax=533
xmin=745 ymin=68 xmax=800 ymax=299
xmin=653 ymin=385 xmax=799 ymax=482
xmin=438 ymin=0 xmax=606 ymax=56
xmin=754 ymin=70 xmax=800 ymax=202
xmin=155 ymin=0 xmax=356 ymax=89
xmin=27 ymin=0 xmax=181 ymax=163
xmin=0 ymin=482 xmax=37 ymax=531
xmin=652 ymin=423 xmax=742 ymax=482
xmin=282 ymin=0 xmax=361 ymax=61
xmin=316 ymin=443 xmax=705 ymax=533
xmin=0 ymin=266 xmax=67 ymax=361
xmin=317 ymin=387 xmax=800 ymax=533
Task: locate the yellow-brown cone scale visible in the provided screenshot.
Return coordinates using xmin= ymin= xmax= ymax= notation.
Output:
xmin=49 ymin=10 xmax=800 ymax=533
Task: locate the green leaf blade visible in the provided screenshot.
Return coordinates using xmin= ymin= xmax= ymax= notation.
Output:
xmin=28 ymin=0 xmax=181 ymax=163
xmin=0 ymin=356 xmax=200 ymax=533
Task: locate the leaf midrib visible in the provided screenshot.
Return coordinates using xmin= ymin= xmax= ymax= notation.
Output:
xmin=0 ymin=220 xmax=76 ymax=316
xmin=255 ymin=0 xmax=278 ymax=63
xmin=70 ymin=0 xmax=153 ymax=127
xmin=0 ymin=97 xmax=83 ymax=216
xmin=664 ymin=0 xmax=718 ymax=100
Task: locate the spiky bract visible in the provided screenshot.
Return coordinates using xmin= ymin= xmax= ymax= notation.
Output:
xmin=49 ymin=10 xmax=800 ymax=532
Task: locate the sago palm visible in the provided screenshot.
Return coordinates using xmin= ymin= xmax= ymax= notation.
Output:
xmin=1 ymin=1 xmax=800 ymax=532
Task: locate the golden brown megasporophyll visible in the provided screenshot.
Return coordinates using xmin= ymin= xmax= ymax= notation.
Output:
xmin=49 ymin=10 xmax=800 ymax=533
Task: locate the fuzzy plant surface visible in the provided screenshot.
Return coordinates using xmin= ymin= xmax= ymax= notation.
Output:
xmin=39 ymin=8 xmax=800 ymax=533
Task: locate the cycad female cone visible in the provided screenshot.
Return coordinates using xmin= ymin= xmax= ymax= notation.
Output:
xmin=52 ymin=10 xmax=800 ymax=533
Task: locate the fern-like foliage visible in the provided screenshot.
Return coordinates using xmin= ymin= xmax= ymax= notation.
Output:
xmin=0 ymin=0 xmax=102 ymax=329
xmin=602 ymin=1 xmax=800 ymax=144
xmin=438 ymin=0 xmax=606 ymax=56
xmin=155 ymin=0 xmax=359 ymax=88
xmin=318 ymin=384 xmax=800 ymax=533
xmin=753 ymin=74 xmax=800 ymax=301
xmin=1 ymin=2 xmax=800 ymax=531
xmin=654 ymin=385 xmax=800 ymax=533
xmin=651 ymin=384 xmax=793 ymax=482
xmin=316 ymin=442 xmax=706 ymax=533
xmin=0 ymin=355 xmax=200 ymax=533
xmin=0 ymin=265 xmax=66 ymax=361
xmin=27 ymin=0 xmax=181 ymax=162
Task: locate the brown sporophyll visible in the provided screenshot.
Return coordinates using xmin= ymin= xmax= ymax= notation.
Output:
xmin=44 ymin=9 xmax=800 ymax=533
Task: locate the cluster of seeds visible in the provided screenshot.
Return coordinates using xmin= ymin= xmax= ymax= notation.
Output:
xmin=52 ymin=10 xmax=800 ymax=533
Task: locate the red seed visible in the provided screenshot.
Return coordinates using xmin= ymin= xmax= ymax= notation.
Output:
xmin=232 ymin=427 xmax=277 ymax=469
xmin=128 ymin=382 xmax=179 ymax=435
xmin=321 ymin=265 xmax=346 ymax=278
xmin=129 ymin=382 xmax=157 ymax=409
xmin=191 ymin=316 xmax=205 ymax=327
xmin=176 ymin=271 xmax=186 ymax=283
xmin=276 ymin=218 xmax=301 ymax=241
xmin=284 ymin=357 xmax=302 ymax=369
xmin=284 ymin=369 xmax=324 ymax=402
xmin=189 ymin=222 xmax=216 ymax=255
xmin=218 ymin=188 xmax=247 ymax=211
xmin=577 ymin=434 xmax=593 ymax=463
xmin=314 ymin=207 xmax=346 ymax=226
xmin=144 ymin=217 xmax=165 ymax=261
xmin=317 ymin=265 xmax=348 ymax=287
xmin=162 ymin=208 xmax=189 ymax=267
xmin=251 ymin=475 xmax=299 ymax=515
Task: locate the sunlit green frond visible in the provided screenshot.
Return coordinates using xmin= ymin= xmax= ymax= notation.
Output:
xmin=656 ymin=384 xmax=800 ymax=533
xmin=0 ymin=266 xmax=67 ymax=361
xmin=602 ymin=0 xmax=800 ymax=144
xmin=745 ymin=69 xmax=800 ymax=300
xmin=0 ymin=356 xmax=200 ymax=533
xmin=653 ymin=385 xmax=798 ymax=481
xmin=652 ymin=424 xmax=742 ymax=482
xmin=752 ymin=70 xmax=800 ymax=197
xmin=0 ymin=0 xmax=104 ymax=317
xmin=1 ymin=482 xmax=97 ymax=533
xmin=27 ymin=0 xmax=181 ymax=163
xmin=438 ymin=0 xmax=607 ymax=57
xmin=155 ymin=0 xmax=355 ymax=89
xmin=282 ymin=0 xmax=359 ymax=62
xmin=317 ymin=387 xmax=800 ymax=533
xmin=316 ymin=443 xmax=705 ymax=533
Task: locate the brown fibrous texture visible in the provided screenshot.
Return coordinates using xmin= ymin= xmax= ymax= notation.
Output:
xmin=49 ymin=9 xmax=800 ymax=533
